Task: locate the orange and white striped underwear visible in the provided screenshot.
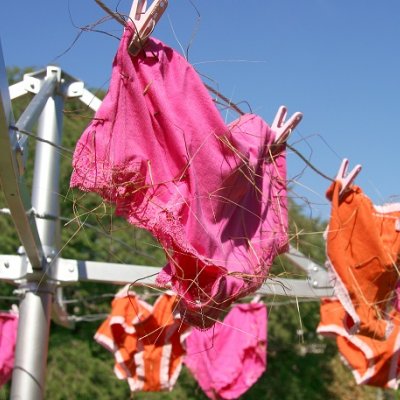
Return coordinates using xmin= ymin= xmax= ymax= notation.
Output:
xmin=95 ymin=287 xmax=191 ymax=392
xmin=317 ymin=298 xmax=400 ymax=389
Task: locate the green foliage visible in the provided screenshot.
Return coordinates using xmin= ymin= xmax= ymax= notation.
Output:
xmin=0 ymin=67 xmax=394 ymax=399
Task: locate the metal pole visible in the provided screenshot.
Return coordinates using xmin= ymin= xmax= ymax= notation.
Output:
xmin=10 ymin=283 xmax=53 ymax=399
xmin=30 ymin=67 xmax=63 ymax=255
xmin=10 ymin=66 xmax=63 ymax=400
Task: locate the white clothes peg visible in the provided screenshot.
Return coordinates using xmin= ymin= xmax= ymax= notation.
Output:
xmin=335 ymin=158 xmax=362 ymax=198
xmin=250 ymin=294 xmax=262 ymax=304
xmin=10 ymin=304 xmax=19 ymax=315
xmin=128 ymin=0 xmax=168 ymax=56
xmin=271 ymin=106 xmax=303 ymax=145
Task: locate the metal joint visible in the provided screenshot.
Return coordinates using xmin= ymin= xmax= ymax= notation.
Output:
xmin=307 ymin=261 xmax=331 ymax=289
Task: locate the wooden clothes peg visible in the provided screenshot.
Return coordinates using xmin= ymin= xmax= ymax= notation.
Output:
xmin=128 ymin=0 xmax=168 ymax=56
xmin=335 ymin=158 xmax=362 ymax=198
xmin=271 ymin=105 xmax=303 ymax=145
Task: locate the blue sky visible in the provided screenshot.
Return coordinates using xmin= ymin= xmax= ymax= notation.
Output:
xmin=1 ymin=0 xmax=399 ymax=221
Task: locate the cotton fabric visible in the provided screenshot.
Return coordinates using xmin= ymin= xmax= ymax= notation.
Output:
xmin=95 ymin=287 xmax=190 ymax=392
xmin=317 ymin=298 xmax=400 ymax=389
xmin=325 ymin=182 xmax=400 ymax=339
xmin=71 ymin=24 xmax=288 ymax=329
xmin=184 ymin=302 xmax=267 ymax=399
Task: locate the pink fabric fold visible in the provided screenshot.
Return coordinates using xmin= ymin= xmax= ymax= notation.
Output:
xmin=184 ymin=303 xmax=267 ymax=399
xmin=71 ymin=24 xmax=288 ymax=328
xmin=0 ymin=311 xmax=18 ymax=387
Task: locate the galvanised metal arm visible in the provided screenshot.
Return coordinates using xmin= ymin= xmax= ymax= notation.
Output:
xmin=0 ymin=40 xmax=44 ymax=270
xmin=15 ymin=70 xmax=58 ymax=137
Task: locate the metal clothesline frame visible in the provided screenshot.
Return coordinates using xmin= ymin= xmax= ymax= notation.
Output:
xmin=0 ymin=38 xmax=333 ymax=399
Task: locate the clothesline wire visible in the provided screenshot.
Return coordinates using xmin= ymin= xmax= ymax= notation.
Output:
xmin=0 ymin=295 xmax=19 ymax=301
xmin=60 ymin=215 xmax=162 ymax=263
xmin=65 ymin=296 xmax=320 ymax=324
xmin=93 ymin=0 xmax=126 ymax=26
xmin=10 ymin=125 xmax=74 ymax=155
xmin=62 ymin=293 xmax=117 ymax=304
xmin=0 ymin=207 xmax=162 ymax=263
xmin=203 ymin=83 xmax=248 ymax=117
xmin=60 ymin=287 xmax=321 ymax=307
xmin=287 ymin=144 xmax=334 ymax=182
xmin=69 ymin=313 xmax=109 ymax=322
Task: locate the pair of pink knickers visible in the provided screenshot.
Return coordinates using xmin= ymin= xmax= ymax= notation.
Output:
xmin=184 ymin=302 xmax=267 ymax=399
xmin=71 ymin=24 xmax=288 ymax=328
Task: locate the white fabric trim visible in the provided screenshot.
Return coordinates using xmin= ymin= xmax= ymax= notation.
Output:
xmin=114 ymin=350 xmax=125 ymax=364
xmin=180 ymin=327 xmax=192 ymax=349
xmin=325 ymin=259 xmax=360 ymax=335
xmin=114 ymin=349 xmax=134 ymax=381
xmin=373 ymin=203 xmax=400 ymax=214
xmin=386 ymin=327 xmax=400 ymax=389
xmin=127 ymin=376 xmax=143 ymax=392
xmin=318 ymin=324 xmax=376 ymax=384
xmin=94 ymin=332 xmax=117 ymax=353
xmin=114 ymin=284 xmax=136 ymax=298
xmin=346 ymin=336 xmax=375 ymax=385
xmin=129 ymin=342 xmax=145 ymax=392
xmin=137 ymin=298 xmax=154 ymax=314
xmin=114 ymin=362 xmax=129 ymax=380
xmin=159 ymin=343 xmax=173 ymax=390
xmin=109 ymin=315 xmax=136 ymax=335
xmin=169 ymin=360 xmax=183 ymax=390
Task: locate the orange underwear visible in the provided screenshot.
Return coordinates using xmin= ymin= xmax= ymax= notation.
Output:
xmin=326 ymin=182 xmax=400 ymax=339
xmin=95 ymin=287 xmax=190 ymax=392
xmin=317 ymin=298 xmax=400 ymax=389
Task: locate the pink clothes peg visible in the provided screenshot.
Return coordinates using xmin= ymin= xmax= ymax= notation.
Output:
xmin=271 ymin=106 xmax=303 ymax=145
xmin=335 ymin=158 xmax=362 ymax=198
xmin=128 ymin=0 xmax=168 ymax=56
